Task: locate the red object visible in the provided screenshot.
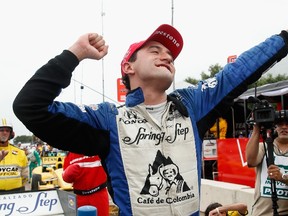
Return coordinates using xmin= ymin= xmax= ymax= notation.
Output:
xmin=227 ymin=55 xmax=237 ymax=63
xmin=117 ymin=78 xmax=128 ymax=102
xmin=120 ymin=24 xmax=183 ymax=76
xmin=277 ymin=102 xmax=282 ymax=110
xmin=217 ymin=138 xmax=256 ymax=188
xmin=63 ymin=152 xmax=109 ymax=216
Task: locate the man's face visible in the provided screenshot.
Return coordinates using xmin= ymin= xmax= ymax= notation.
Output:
xmin=130 ymin=41 xmax=176 ymax=91
xmin=0 ymin=127 xmax=11 ymax=143
xmin=275 ymin=121 xmax=288 ymax=140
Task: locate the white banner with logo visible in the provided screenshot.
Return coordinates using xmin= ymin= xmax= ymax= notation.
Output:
xmin=0 ymin=190 xmax=65 ymax=216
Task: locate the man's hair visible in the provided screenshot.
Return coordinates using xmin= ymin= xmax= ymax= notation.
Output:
xmin=205 ymin=202 xmax=223 ymax=216
xmin=122 ymin=50 xmax=138 ymax=91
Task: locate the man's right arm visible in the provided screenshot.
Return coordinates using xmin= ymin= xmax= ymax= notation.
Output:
xmin=13 ymin=34 xmax=110 ymax=158
xmin=246 ymin=124 xmax=261 ymax=167
xmin=68 ymin=33 xmax=108 ymax=61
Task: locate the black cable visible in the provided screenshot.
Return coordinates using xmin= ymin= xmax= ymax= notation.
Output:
xmin=72 ymin=78 xmax=121 ymax=105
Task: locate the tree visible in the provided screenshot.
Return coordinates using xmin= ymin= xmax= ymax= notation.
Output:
xmin=205 ymin=64 xmax=223 ymax=78
xmin=249 ymin=73 xmax=288 ymax=88
xmin=185 ymin=63 xmax=223 ymax=84
xmin=184 ymin=77 xmax=198 ymax=85
xmin=13 ymin=135 xmax=33 ymax=145
xmin=13 ymin=135 xmax=46 ymax=145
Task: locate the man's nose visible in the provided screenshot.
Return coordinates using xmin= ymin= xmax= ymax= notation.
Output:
xmin=160 ymin=51 xmax=173 ymax=63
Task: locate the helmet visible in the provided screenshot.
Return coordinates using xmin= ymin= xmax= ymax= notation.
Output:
xmin=0 ymin=118 xmax=14 ymax=140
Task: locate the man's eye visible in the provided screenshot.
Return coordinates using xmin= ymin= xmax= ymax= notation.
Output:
xmin=150 ymin=49 xmax=159 ymax=54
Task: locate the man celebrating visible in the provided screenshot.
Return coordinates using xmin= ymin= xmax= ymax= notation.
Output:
xmin=0 ymin=118 xmax=28 ymax=192
xmin=13 ymin=24 xmax=288 ymax=215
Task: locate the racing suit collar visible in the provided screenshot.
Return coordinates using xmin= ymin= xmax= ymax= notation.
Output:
xmin=125 ymin=87 xmax=145 ymax=107
xmin=167 ymin=95 xmax=189 ymax=117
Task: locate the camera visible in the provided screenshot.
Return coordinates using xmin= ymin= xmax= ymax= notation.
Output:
xmin=247 ymin=97 xmax=288 ymax=127
xmin=253 ymin=99 xmax=275 ymax=124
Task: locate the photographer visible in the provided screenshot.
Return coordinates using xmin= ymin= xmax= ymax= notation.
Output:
xmin=246 ymin=112 xmax=288 ymax=215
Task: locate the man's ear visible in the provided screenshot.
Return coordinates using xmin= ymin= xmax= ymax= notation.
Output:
xmin=9 ymin=131 xmax=15 ymax=140
xmin=123 ymin=62 xmax=135 ymax=75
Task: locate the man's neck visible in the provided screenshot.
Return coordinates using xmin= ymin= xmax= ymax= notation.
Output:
xmin=0 ymin=141 xmax=9 ymax=148
xmin=275 ymin=137 xmax=288 ymax=146
xmin=131 ymin=80 xmax=169 ymax=105
xmin=142 ymin=89 xmax=167 ymax=105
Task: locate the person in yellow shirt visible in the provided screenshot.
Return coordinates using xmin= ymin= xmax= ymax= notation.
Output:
xmin=209 ymin=117 xmax=228 ymax=139
xmin=0 ymin=118 xmax=29 ymax=192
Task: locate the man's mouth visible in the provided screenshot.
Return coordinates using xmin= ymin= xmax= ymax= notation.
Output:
xmin=279 ymin=131 xmax=288 ymax=135
xmin=157 ymin=64 xmax=170 ymax=72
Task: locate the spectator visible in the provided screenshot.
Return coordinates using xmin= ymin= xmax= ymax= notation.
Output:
xmin=209 ymin=117 xmax=228 ymax=139
xmin=42 ymin=143 xmax=50 ymax=157
xmin=36 ymin=143 xmax=43 ymax=156
xmin=25 ymin=147 xmax=42 ymax=182
xmin=63 ymin=152 xmax=109 ymax=216
xmin=0 ymin=118 xmax=28 ymax=192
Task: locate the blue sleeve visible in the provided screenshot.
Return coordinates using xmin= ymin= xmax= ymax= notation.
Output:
xmin=174 ymin=33 xmax=288 ymax=138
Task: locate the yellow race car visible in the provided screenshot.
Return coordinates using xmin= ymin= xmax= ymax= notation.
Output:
xmin=31 ymin=152 xmax=73 ymax=191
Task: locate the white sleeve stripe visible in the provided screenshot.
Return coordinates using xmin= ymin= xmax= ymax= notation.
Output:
xmin=77 ymin=161 xmax=102 ymax=168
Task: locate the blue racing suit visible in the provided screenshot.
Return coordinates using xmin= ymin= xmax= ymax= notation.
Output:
xmin=13 ymin=31 xmax=288 ymax=216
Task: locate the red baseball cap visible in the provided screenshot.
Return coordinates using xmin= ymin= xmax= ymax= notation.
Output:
xmin=120 ymin=24 xmax=183 ymax=77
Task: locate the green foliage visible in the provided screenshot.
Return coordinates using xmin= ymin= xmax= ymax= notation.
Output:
xmin=200 ymin=72 xmax=210 ymax=80
xmin=206 ymin=64 xmax=223 ymax=78
xmin=248 ymin=73 xmax=288 ymax=89
xmin=185 ymin=63 xmax=223 ymax=84
xmin=13 ymin=135 xmax=32 ymax=145
xmin=14 ymin=134 xmax=46 ymax=147
xmin=185 ymin=77 xmax=198 ymax=85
